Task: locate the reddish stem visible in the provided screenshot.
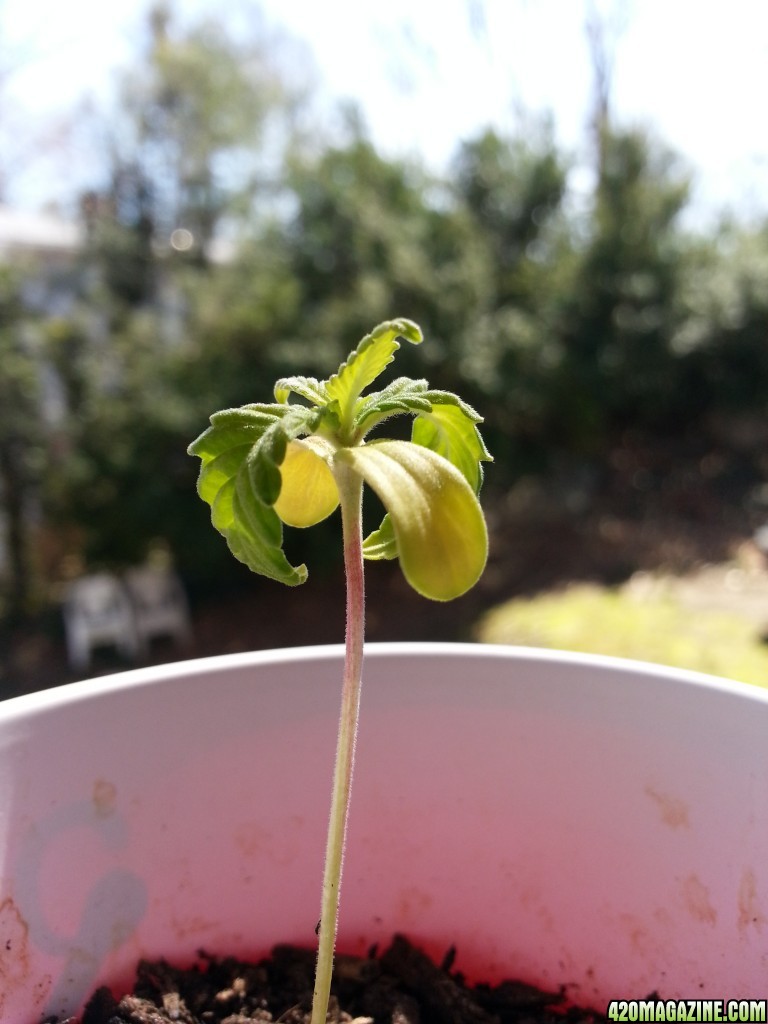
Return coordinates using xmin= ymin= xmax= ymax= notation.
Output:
xmin=310 ymin=460 xmax=365 ymax=1024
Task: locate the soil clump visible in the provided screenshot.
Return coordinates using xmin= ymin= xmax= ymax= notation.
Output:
xmin=50 ymin=936 xmax=607 ymax=1024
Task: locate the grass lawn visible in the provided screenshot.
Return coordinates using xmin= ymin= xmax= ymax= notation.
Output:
xmin=474 ymin=575 xmax=768 ymax=688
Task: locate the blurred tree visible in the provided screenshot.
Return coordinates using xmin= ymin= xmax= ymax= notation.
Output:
xmin=15 ymin=0 xmax=768 ymax=611
xmin=584 ymin=0 xmax=630 ymax=170
xmin=0 ymin=270 xmax=43 ymax=616
xmin=553 ymin=127 xmax=691 ymax=448
xmin=453 ymin=124 xmax=568 ymax=307
xmin=72 ymin=1 xmax=300 ymax=328
xmin=42 ymin=308 xmax=209 ymax=576
xmin=674 ymin=221 xmax=768 ymax=421
xmin=284 ymin=130 xmax=443 ymax=354
xmin=450 ymin=125 xmax=572 ymax=462
xmin=113 ymin=2 xmax=293 ymax=266
xmin=81 ymin=165 xmax=155 ymax=310
xmin=172 ymin=231 xmax=300 ymax=412
xmin=546 ymin=1 xmax=693 ymax=449
xmin=33 ymin=2 xmax=309 ymax=587
xmin=278 ymin=123 xmax=577 ymax=478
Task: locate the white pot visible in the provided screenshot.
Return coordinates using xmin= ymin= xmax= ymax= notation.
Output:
xmin=2 ymin=643 xmax=767 ymax=1021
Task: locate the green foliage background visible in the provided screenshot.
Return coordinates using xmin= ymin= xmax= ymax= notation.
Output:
xmin=3 ymin=7 xmax=768 ymax=616
xmin=474 ymin=584 xmax=768 ymax=689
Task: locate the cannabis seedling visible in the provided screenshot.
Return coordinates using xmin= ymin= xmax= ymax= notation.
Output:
xmin=188 ymin=319 xmax=491 ymax=1024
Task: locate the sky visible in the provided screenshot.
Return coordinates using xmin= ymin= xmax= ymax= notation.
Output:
xmin=1 ymin=0 xmax=767 ymax=226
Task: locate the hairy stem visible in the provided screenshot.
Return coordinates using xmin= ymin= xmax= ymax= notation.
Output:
xmin=310 ymin=460 xmax=366 ymax=1024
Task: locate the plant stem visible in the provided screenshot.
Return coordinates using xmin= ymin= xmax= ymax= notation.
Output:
xmin=310 ymin=460 xmax=366 ymax=1024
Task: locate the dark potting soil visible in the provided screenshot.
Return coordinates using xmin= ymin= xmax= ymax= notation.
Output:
xmin=48 ymin=935 xmax=607 ymax=1024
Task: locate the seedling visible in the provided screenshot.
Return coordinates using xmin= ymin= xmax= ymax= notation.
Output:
xmin=188 ymin=319 xmax=491 ymax=1024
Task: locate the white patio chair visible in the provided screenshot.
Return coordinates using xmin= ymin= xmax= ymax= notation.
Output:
xmin=63 ymin=573 xmax=140 ymax=672
xmin=124 ymin=564 xmax=192 ymax=654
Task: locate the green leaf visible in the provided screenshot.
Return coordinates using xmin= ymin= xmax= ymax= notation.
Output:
xmin=411 ymin=393 xmax=492 ymax=493
xmin=339 ymin=439 xmax=488 ymax=601
xmin=188 ymin=405 xmax=287 ymax=464
xmin=249 ymin=404 xmax=323 ymax=506
xmin=323 ymin=319 xmax=423 ymax=425
xmin=188 ymin=402 xmax=320 ymax=584
xmin=273 ymin=439 xmax=339 ymax=527
xmin=232 ymin=477 xmax=307 ymax=585
xmin=209 ymin=465 xmax=306 ymax=586
xmin=247 ymin=419 xmax=287 ymax=506
xmin=362 ymin=513 xmax=397 ymax=560
xmin=188 ymin=316 xmax=491 ymax=596
xmin=353 ymin=377 xmax=433 ymax=437
xmin=274 ymin=375 xmax=327 ymax=406
xmin=197 ymin=443 xmax=254 ymax=508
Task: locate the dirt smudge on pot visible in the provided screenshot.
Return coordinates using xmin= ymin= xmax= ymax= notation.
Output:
xmin=395 ymin=885 xmax=433 ymax=924
xmin=619 ymin=912 xmax=654 ymax=959
xmin=681 ymin=874 xmax=717 ymax=925
xmin=645 ymin=786 xmax=690 ymax=829
xmin=738 ymin=868 xmax=766 ymax=932
xmin=234 ymin=816 xmax=305 ymax=866
xmin=0 ymin=897 xmax=46 ymax=1013
xmin=170 ymin=912 xmax=220 ymax=942
xmin=92 ymin=779 xmax=117 ymax=818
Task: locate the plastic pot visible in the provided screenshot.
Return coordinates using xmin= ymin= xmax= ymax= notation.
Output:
xmin=1 ymin=642 xmax=767 ymax=1021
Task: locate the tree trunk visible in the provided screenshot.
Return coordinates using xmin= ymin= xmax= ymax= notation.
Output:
xmin=0 ymin=435 xmax=32 ymax=619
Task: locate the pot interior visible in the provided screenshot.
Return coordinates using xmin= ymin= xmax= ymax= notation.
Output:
xmin=1 ymin=643 xmax=767 ymax=1020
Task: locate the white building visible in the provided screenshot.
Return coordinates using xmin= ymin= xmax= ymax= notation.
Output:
xmin=0 ymin=205 xmax=83 ymax=260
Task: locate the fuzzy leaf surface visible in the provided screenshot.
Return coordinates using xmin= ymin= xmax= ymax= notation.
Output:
xmin=411 ymin=393 xmax=492 ymax=493
xmin=361 ymin=513 xmax=397 ymax=561
xmin=353 ymin=377 xmax=433 ymax=437
xmin=188 ymin=403 xmax=321 ymax=584
xmin=273 ymin=375 xmax=327 ymax=406
xmin=340 ymin=439 xmax=488 ymax=601
xmin=324 ymin=318 xmax=422 ymax=424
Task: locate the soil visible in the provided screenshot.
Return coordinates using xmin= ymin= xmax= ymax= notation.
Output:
xmin=51 ymin=936 xmax=608 ymax=1024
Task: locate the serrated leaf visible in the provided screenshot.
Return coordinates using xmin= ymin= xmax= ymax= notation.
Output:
xmin=201 ymin=454 xmax=306 ymax=586
xmin=412 ymin=394 xmax=492 ymax=493
xmin=362 ymin=513 xmax=397 ymax=560
xmin=188 ymin=405 xmax=286 ymax=464
xmin=189 ymin=402 xmax=319 ymax=585
xmin=274 ymin=375 xmax=327 ymax=405
xmin=247 ymin=404 xmax=323 ymax=506
xmin=324 ymin=319 xmax=423 ymax=423
xmin=339 ymin=439 xmax=488 ymax=601
xmin=189 ymin=316 xmax=491 ymax=596
xmin=210 ymin=403 xmax=289 ymax=430
xmin=353 ymin=377 xmax=433 ymax=437
xmin=197 ymin=443 xmax=254 ymax=507
xmin=189 ymin=425 xmax=263 ymax=466
xmin=248 ymin=419 xmax=287 ymax=506
xmin=232 ymin=475 xmax=306 ymax=585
